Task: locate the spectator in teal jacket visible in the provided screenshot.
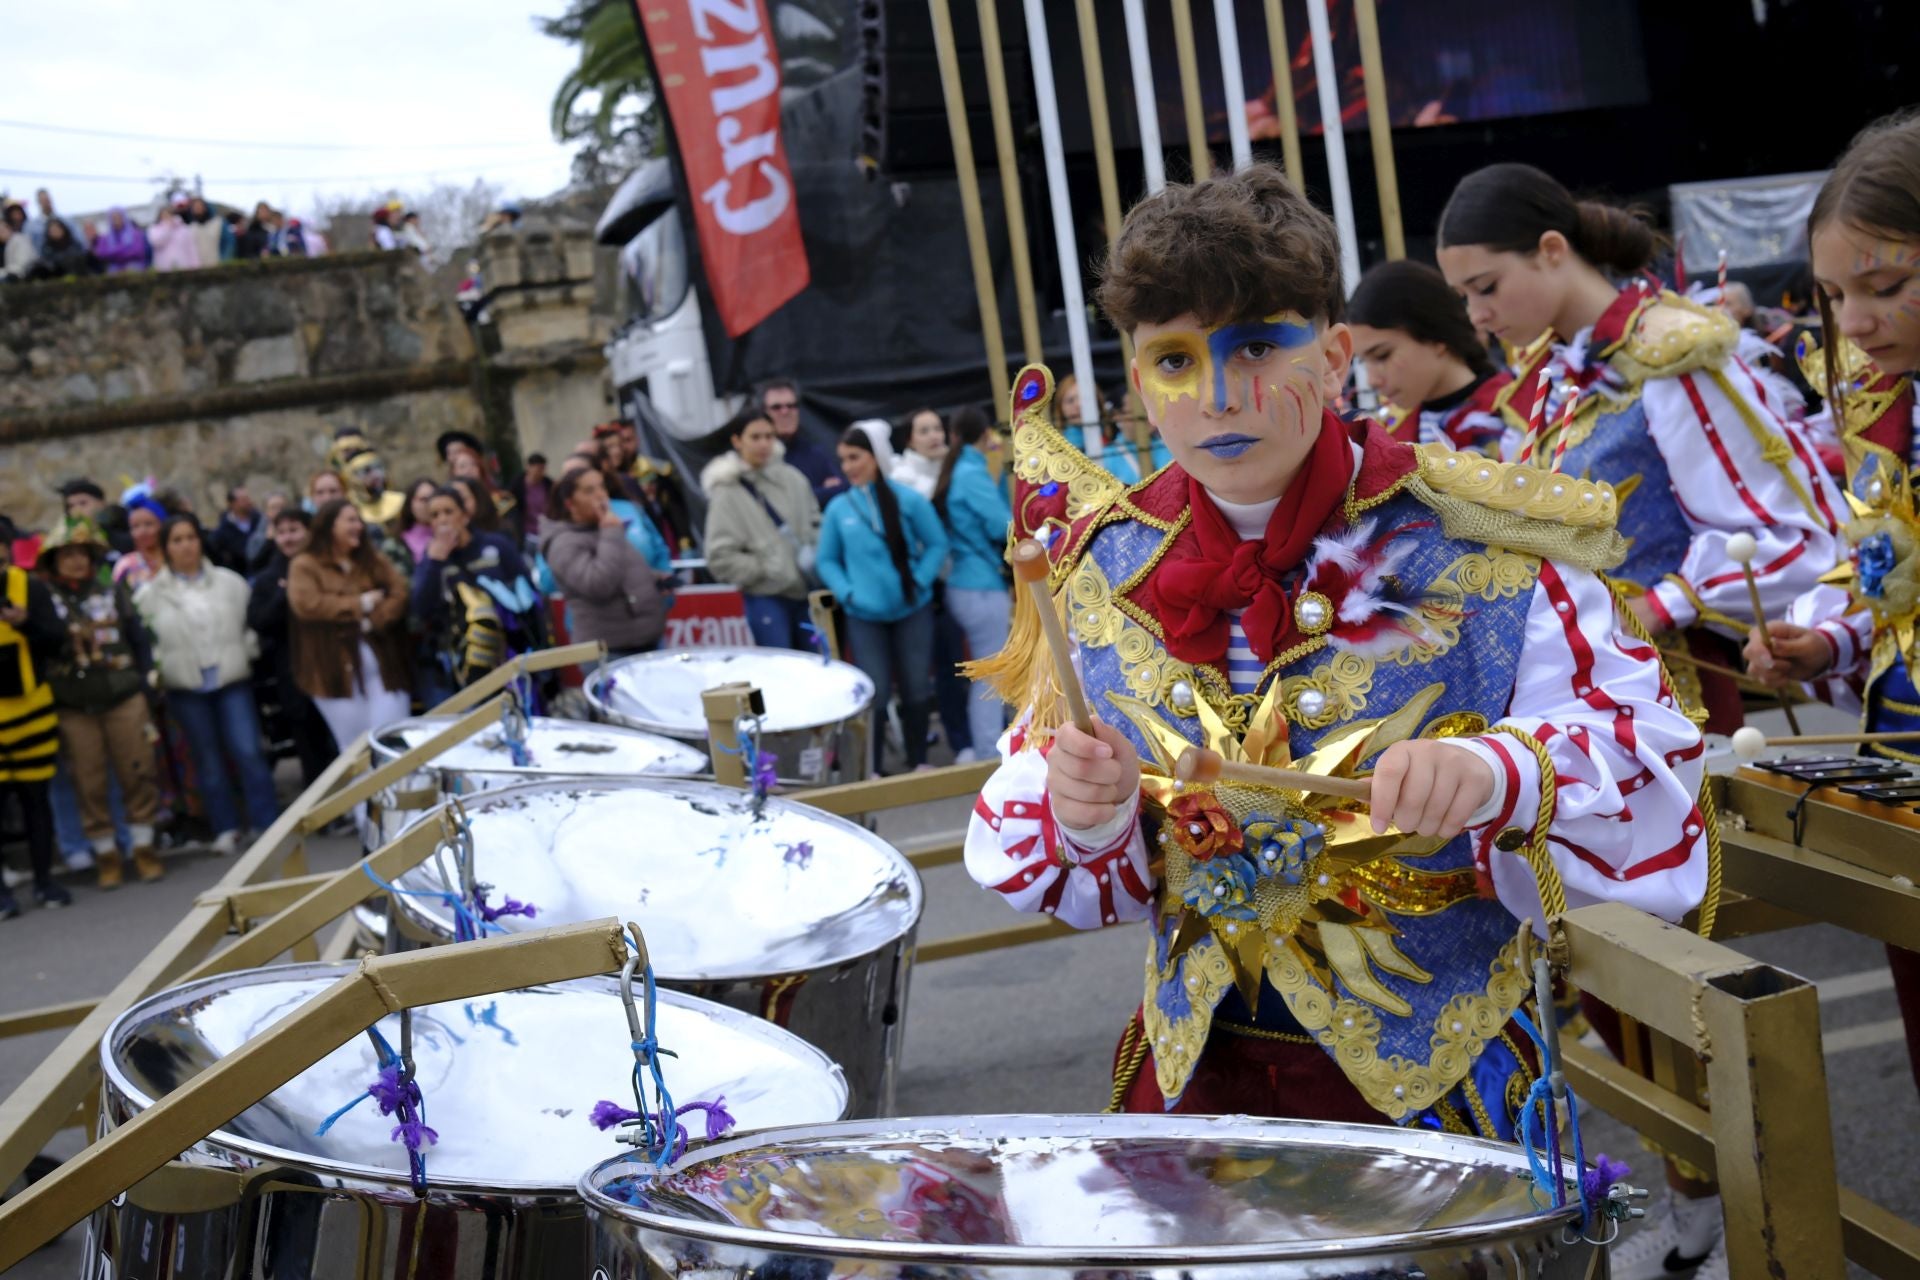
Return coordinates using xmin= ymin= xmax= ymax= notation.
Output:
xmin=818 ymin=424 xmax=949 ymax=773
xmin=931 ymin=408 xmax=1013 ymax=759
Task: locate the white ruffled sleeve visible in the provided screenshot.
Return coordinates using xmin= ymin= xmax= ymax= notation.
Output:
xmin=1640 ymin=359 xmax=1845 ymax=635
xmin=1785 ymin=583 xmax=1870 ymax=715
xmin=1446 ymin=561 xmax=1710 ymax=935
xmin=963 ymin=720 xmax=1156 ymax=930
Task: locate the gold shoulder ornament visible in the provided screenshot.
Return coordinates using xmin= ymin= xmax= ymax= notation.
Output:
xmin=1611 ymin=291 xmax=1739 ymax=384
xmin=1411 ymin=445 xmax=1629 ymax=574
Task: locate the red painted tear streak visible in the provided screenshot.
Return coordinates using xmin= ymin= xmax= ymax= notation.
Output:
xmin=1252 ymin=376 xmax=1263 ymax=413
xmin=1284 ymin=382 xmax=1306 ymax=432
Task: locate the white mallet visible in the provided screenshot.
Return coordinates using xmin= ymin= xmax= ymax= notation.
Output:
xmin=1727 ymin=532 xmax=1803 ymax=734
xmin=1733 ymin=725 xmax=1920 ymax=761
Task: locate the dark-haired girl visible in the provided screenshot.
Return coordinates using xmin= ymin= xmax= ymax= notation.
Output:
xmin=818 ymin=425 xmax=950 ymax=773
xmin=288 ymin=500 xmax=411 ymax=754
xmin=1438 ymin=163 xmax=1844 ymax=733
xmin=1349 ymin=259 xmax=1512 ymax=454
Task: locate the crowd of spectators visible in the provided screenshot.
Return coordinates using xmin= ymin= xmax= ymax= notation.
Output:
xmin=0 ymin=374 xmax=1053 ymax=917
xmin=0 ymin=186 xmax=440 ymax=284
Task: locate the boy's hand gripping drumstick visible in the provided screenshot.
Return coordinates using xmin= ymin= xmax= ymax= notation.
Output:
xmin=1011 ymin=539 xmax=1094 ymax=733
xmin=1174 ymin=745 xmax=1373 ymax=802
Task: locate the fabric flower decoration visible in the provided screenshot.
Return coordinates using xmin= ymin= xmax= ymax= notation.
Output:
xmin=1858 ymin=531 xmax=1897 ymax=600
xmin=1182 ymin=854 xmax=1258 ymax=921
xmin=1167 ymin=791 xmax=1243 ymax=861
xmin=1246 ymin=815 xmax=1326 ymax=884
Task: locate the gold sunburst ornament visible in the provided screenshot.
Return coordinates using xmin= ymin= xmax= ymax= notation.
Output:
xmin=1108 ymin=682 xmax=1463 ymax=1017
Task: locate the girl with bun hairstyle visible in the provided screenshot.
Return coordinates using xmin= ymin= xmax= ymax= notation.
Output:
xmin=1438 ymin=163 xmax=1844 ymax=734
xmin=1348 ymin=259 xmax=1512 ymax=454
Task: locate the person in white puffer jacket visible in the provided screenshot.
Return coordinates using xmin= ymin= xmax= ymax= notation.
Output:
xmin=135 ymin=515 xmax=280 ymax=853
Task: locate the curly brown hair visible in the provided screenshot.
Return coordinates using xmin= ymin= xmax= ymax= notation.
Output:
xmin=1096 ymin=163 xmax=1345 ymax=333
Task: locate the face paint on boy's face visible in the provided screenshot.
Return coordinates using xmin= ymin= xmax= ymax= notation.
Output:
xmin=1130 ymin=310 xmax=1348 ymax=505
xmin=1134 ymin=312 xmax=1318 ymax=424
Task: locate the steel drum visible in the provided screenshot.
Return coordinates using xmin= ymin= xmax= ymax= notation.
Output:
xmin=387 ymin=779 xmax=921 ymax=1118
xmin=581 ymin=1114 xmax=1604 ymax=1280
xmin=586 ymin=647 xmax=874 ymax=785
xmin=88 ymin=962 xmax=848 ymax=1280
xmin=356 ymin=714 xmax=707 ymax=949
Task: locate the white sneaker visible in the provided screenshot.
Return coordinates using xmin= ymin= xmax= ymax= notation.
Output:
xmin=1609 ymin=1193 xmax=1723 ymax=1279
xmin=209 ymin=830 xmax=242 ymax=857
xmin=953 ymin=748 xmax=979 ymax=765
xmin=62 ymin=849 xmax=96 ymax=873
xmin=0 ymin=866 xmax=28 ymax=889
xmin=1691 ymin=1236 xmax=1728 ymax=1280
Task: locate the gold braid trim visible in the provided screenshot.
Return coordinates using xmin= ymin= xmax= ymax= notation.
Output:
xmin=1695 ymin=769 xmax=1723 ymax=940
xmin=1107 ymin=1011 xmax=1151 ymax=1113
xmin=1488 ymin=725 xmax=1568 ymax=921
xmin=1213 ymin=1018 xmax=1316 ymax=1044
xmin=1705 ymin=366 xmax=1825 ymax=527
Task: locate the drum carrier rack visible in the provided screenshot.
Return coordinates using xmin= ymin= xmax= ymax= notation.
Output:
xmin=0 ymin=641 xmax=1908 ymax=1277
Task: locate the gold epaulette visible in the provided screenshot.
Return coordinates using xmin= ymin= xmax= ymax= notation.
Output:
xmin=1412 ymin=446 xmax=1629 ymax=574
xmin=1417 ymin=447 xmax=1618 ymax=526
xmin=1613 ymin=291 xmax=1738 ymax=382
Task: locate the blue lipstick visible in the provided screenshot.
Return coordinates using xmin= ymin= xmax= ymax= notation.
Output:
xmin=1198 ymin=433 xmax=1260 ymax=459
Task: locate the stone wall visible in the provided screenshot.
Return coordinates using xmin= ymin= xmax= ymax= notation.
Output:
xmin=0 ymin=253 xmax=486 ymax=529
xmin=0 ymin=234 xmax=619 ymax=533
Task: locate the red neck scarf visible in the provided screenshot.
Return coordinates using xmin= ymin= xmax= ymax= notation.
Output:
xmin=1154 ymin=412 xmax=1355 ymax=667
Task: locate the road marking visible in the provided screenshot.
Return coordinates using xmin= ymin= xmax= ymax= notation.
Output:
xmin=1824 ymin=1018 xmax=1909 ymax=1055
xmin=1818 ymin=969 xmax=1895 ymax=1002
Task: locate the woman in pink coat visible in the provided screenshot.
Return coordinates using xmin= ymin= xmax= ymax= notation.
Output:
xmin=147 ymin=203 xmax=202 ymax=273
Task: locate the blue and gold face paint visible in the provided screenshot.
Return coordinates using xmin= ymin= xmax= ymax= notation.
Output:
xmin=1135 ymin=311 xmax=1317 ymax=417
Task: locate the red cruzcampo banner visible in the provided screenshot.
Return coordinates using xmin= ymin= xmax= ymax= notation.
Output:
xmin=635 ymin=0 xmax=810 ymax=337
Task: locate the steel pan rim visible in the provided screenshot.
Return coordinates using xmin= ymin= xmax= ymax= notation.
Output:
xmin=100 ymin=960 xmax=850 ymax=1196
xmin=583 ymin=646 xmax=876 ymax=735
xmin=370 ymin=715 xmax=710 ymax=778
xmin=388 ymin=776 xmax=925 ymax=980
xmin=579 ymin=1112 xmax=1586 ymax=1265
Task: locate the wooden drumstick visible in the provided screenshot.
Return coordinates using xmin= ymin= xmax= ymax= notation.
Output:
xmin=1731 ymin=726 xmax=1920 ymax=760
xmin=1011 ymin=539 xmax=1094 ymax=734
xmin=1175 ymin=745 xmax=1373 ymax=802
xmin=1726 ymin=532 xmax=1803 ymax=735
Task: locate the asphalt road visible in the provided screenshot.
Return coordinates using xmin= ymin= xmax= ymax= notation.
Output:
xmin=1 ymin=701 xmax=1913 ymax=1277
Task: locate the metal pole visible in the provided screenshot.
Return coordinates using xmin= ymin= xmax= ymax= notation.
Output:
xmin=1167 ymin=0 xmax=1212 ymax=180
xmin=927 ymin=0 xmax=1012 ymax=412
xmin=1303 ymin=0 xmax=1362 ymax=292
xmin=1212 ymin=0 xmax=1254 ymax=171
xmin=1020 ymin=0 xmax=1097 ymax=433
xmin=1071 ymin=0 xmax=1137 ymax=438
xmin=1121 ymin=0 xmax=1165 ymax=194
xmin=1261 ymin=0 xmax=1305 ymax=187
xmin=1351 ymin=0 xmax=1405 ymax=259
xmin=974 ymin=0 xmax=1045 ymax=364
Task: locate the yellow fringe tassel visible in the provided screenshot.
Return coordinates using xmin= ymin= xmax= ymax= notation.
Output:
xmin=963 ymin=576 xmax=1072 ymax=748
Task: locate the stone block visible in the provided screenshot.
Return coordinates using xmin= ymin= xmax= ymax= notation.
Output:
xmin=233 ymin=335 xmax=305 ymax=383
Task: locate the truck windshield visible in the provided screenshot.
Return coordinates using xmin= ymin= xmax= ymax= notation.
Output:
xmin=623 ymin=214 xmax=689 ymax=324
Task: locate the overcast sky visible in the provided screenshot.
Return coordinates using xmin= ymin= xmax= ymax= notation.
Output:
xmin=3 ymin=0 xmax=584 ymax=222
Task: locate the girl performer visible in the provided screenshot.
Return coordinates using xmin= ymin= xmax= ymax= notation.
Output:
xmin=1349 ymin=258 xmax=1512 ymax=455
xmin=1438 ymin=164 xmax=1845 ymax=733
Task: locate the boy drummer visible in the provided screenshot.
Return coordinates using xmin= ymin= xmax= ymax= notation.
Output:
xmin=964 ymin=165 xmax=1709 ymax=1133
